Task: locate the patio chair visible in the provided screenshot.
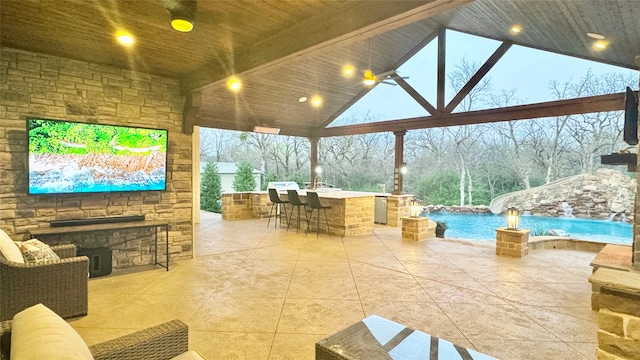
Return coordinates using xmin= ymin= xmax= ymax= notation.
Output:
xmin=0 ymin=243 xmax=89 ymax=321
xmin=306 ymin=191 xmax=332 ymax=238
xmin=1 ymin=303 xmax=205 ymax=360
xmin=267 ymin=188 xmax=289 ymax=229
xmin=286 ymin=189 xmax=309 ymax=233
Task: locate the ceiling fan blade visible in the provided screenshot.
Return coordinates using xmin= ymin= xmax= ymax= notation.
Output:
xmin=380 ymin=80 xmax=397 ymax=86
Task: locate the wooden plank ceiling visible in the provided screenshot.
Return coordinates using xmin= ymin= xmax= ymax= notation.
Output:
xmin=1 ymin=0 xmax=638 ymax=137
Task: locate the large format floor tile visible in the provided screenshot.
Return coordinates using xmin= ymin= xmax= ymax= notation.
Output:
xmin=71 ymin=211 xmax=600 ymax=360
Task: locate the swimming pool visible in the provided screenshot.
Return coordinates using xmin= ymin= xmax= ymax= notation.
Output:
xmin=422 ymin=212 xmax=633 ymax=245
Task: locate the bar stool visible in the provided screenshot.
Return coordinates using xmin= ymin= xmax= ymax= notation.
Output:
xmin=286 ymin=189 xmax=309 ymax=233
xmin=267 ymin=188 xmax=289 ymax=229
xmin=306 ymin=191 xmax=332 ymax=237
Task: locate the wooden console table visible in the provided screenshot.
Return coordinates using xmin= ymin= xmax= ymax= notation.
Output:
xmin=29 ymin=220 xmax=170 ymax=271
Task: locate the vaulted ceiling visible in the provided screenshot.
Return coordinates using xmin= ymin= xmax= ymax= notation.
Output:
xmin=1 ymin=0 xmax=638 ymax=137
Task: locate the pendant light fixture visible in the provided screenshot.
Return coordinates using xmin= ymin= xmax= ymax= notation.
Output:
xmin=169 ymin=0 xmax=196 ymax=32
xmin=363 ymin=38 xmax=377 ymax=86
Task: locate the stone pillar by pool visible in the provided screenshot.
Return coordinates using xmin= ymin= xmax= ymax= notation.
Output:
xmin=495 ymin=227 xmax=530 ymax=258
xmin=401 ymin=217 xmax=435 ymax=241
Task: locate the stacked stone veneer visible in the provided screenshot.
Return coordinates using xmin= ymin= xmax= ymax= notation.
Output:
xmin=386 ymin=195 xmax=413 ymax=227
xmin=401 ymin=217 xmax=435 ymax=241
xmin=0 ymin=47 xmax=193 ymax=268
xmin=590 ymin=268 xmax=640 ymax=359
xmin=496 ymin=228 xmax=530 ymax=258
xmin=504 ymin=169 xmax=635 ymax=222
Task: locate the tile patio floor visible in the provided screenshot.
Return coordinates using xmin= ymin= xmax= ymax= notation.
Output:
xmin=70 ymin=211 xmax=599 ymax=359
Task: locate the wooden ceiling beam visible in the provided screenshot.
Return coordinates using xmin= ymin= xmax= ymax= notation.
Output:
xmin=182 ymin=90 xmax=201 ymax=134
xmin=319 ymin=92 xmax=625 ymax=137
xmin=444 ymin=41 xmax=512 ymax=113
xmin=194 ymin=117 xmax=312 ymax=138
xmin=395 ymin=77 xmax=437 ymax=115
xmin=182 ymin=0 xmax=472 ymax=91
xmin=318 ymin=29 xmax=440 ymax=129
xmin=436 ymin=28 xmax=446 ymax=111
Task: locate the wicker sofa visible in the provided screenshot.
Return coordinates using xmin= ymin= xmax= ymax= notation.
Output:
xmin=0 ymin=243 xmax=89 ymax=321
xmin=0 ymin=311 xmax=197 ymax=360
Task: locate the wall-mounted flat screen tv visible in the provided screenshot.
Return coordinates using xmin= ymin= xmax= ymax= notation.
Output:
xmin=27 ymin=118 xmax=168 ymax=195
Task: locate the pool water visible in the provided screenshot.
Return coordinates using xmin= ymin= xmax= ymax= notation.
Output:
xmin=422 ymin=212 xmax=633 ymax=245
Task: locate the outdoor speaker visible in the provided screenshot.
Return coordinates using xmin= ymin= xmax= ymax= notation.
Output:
xmin=77 ymin=247 xmax=112 ymax=278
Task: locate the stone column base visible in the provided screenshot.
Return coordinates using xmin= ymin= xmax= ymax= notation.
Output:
xmin=402 ymin=217 xmax=435 ymax=241
xmin=590 ymin=268 xmax=640 ymax=360
xmin=496 ymin=228 xmax=530 ymax=258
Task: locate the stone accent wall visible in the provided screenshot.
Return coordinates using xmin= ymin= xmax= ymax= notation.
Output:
xmin=0 ymin=47 xmax=193 ymax=267
xmin=505 ymin=169 xmax=635 ymax=222
xmin=386 ymin=195 xmax=413 ymax=227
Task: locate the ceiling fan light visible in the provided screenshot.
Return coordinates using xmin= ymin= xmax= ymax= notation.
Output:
xmin=363 ymin=70 xmax=376 ymax=86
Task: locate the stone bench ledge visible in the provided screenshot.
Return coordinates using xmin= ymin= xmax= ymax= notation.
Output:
xmin=590 ymin=244 xmax=633 ymax=272
xmin=589 ymin=267 xmax=640 ymax=295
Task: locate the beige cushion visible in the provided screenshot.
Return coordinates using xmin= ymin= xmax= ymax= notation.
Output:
xmin=0 ymin=228 xmax=24 ymax=263
xmin=170 ymin=351 xmax=206 ymax=360
xmin=17 ymin=239 xmax=60 ymax=264
xmin=11 ymin=303 xmax=94 ymax=360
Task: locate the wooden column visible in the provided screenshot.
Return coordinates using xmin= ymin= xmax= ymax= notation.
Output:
xmin=392 ymin=131 xmax=406 ymax=195
xmin=634 ymin=55 xmax=640 ymax=269
xmin=436 ymin=28 xmax=446 ymax=112
xmin=310 ymin=137 xmax=319 ymax=189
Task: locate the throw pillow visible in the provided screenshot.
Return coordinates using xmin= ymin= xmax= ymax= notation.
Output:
xmin=0 ymin=228 xmax=24 ymax=263
xmin=18 ymin=239 xmax=60 ymax=264
xmin=11 ymin=303 xmax=94 ymax=360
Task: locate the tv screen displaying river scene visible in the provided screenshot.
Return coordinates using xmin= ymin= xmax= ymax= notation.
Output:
xmin=28 ymin=118 xmax=168 ymax=195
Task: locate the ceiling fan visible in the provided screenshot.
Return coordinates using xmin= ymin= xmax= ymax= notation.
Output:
xmin=363 ymin=70 xmax=408 ymax=86
xmin=361 ymin=38 xmax=408 ymax=87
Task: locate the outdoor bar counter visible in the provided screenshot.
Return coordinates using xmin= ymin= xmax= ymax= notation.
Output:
xmin=221 ymin=190 xmax=414 ymax=237
xmin=287 ymin=190 xmax=374 ymax=237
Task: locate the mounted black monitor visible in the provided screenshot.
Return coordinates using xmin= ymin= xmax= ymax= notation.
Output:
xmin=27 ymin=118 xmax=168 ymax=195
xmin=623 ymin=87 xmax=639 ymax=145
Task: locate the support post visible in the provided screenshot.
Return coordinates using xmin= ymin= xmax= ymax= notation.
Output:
xmin=310 ymin=137 xmax=319 ymax=189
xmin=392 ymin=131 xmax=406 ymax=195
xmin=634 ymin=54 xmax=640 ymax=269
xmin=436 ymin=28 xmax=446 ymax=112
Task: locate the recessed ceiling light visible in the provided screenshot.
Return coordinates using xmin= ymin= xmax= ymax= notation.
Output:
xmin=587 ymin=32 xmax=605 ymax=40
xmin=298 ymin=96 xmax=308 ymax=103
xmin=311 ymin=96 xmax=322 ymax=108
xmin=509 ymin=25 xmax=522 ymax=35
xmin=115 ymin=31 xmax=134 ymax=47
xmin=593 ymin=40 xmax=608 ymax=50
xmin=171 ymin=18 xmax=194 ymax=32
xmin=343 ymin=65 xmax=355 ymax=77
xmin=227 ymin=77 xmax=241 ymax=92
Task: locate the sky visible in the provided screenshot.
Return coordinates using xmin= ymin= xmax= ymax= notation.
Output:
xmin=333 ymin=30 xmax=638 ymax=126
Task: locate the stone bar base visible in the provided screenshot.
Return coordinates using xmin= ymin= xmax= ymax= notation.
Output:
xmin=222 ymin=191 xmax=375 ymax=237
xmin=495 ymin=228 xmax=530 ymax=258
xmin=401 ymin=217 xmax=435 ymax=241
xmin=590 ymin=268 xmax=640 ymax=359
xmin=221 ymin=193 xmax=270 ymax=220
